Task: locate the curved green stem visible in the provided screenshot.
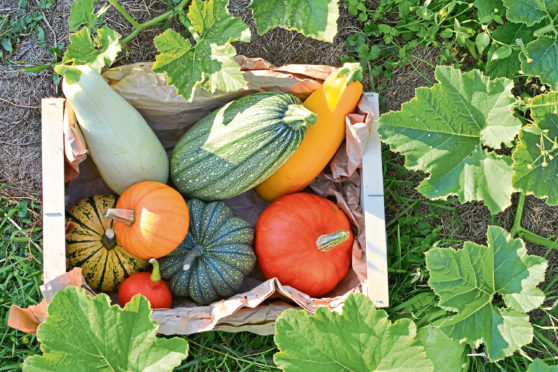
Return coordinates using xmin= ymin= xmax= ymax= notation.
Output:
xmin=108 ymin=0 xmax=140 ymax=28
xmin=511 ymin=192 xmax=558 ymax=250
xmin=149 ymin=258 xmax=161 ymax=282
xmin=114 ymin=0 xmax=192 ymax=45
xmin=517 ymin=227 xmax=558 ymax=251
xmin=510 ymin=192 xmax=526 ymax=237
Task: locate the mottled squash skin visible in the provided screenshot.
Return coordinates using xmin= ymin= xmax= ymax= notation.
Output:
xmin=158 ymin=199 xmax=256 ymax=305
xmin=66 ymin=194 xmax=149 ymax=292
xmin=170 ymin=92 xmax=317 ymax=200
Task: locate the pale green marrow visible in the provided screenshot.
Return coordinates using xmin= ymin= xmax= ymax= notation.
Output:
xmin=61 ymin=65 xmax=168 ymax=194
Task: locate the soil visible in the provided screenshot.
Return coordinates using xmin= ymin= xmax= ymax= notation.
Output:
xmin=1 ymin=0 xmax=556 ymax=349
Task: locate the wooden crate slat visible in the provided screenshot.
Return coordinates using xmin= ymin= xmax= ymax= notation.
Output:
xmin=41 ymin=98 xmax=67 ymax=283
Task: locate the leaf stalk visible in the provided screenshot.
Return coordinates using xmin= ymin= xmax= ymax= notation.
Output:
xmin=511 ymin=192 xmax=558 ymax=250
xmin=110 ymin=0 xmax=191 ymax=45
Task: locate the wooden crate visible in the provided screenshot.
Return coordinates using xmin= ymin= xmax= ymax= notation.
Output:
xmin=40 ymin=92 xmax=388 ymax=328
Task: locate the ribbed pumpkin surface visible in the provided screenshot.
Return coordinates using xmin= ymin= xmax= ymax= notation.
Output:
xmin=66 ymin=194 xmax=149 ymax=292
xmin=158 ymin=199 xmax=256 ymax=305
xmin=171 ymin=92 xmax=316 ymax=200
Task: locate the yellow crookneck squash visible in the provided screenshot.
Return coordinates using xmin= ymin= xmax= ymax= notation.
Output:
xmin=255 ymin=63 xmax=364 ymax=201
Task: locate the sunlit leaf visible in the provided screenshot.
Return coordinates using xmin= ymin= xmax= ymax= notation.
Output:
xmin=378 ymin=66 xmax=521 ymax=214
xmin=249 ymin=0 xmax=339 ymax=42
xmin=426 ymin=226 xmax=547 ymax=361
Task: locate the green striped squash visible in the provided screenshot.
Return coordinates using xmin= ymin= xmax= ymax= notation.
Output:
xmin=66 ymin=194 xmax=149 ymax=292
xmin=171 ymin=92 xmax=318 ymax=200
xmin=158 ymin=199 xmax=256 ymax=305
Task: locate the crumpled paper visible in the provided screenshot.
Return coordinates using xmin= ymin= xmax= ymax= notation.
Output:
xmin=11 ymin=57 xmax=374 ymax=335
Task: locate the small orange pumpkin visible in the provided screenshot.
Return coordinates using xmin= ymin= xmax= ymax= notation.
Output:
xmin=106 ymin=181 xmax=189 ymax=259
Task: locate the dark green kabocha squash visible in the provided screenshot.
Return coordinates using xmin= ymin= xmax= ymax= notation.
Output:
xmin=170 ymin=91 xmax=318 ymax=200
xmin=158 ymin=199 xmax=256 ymax=305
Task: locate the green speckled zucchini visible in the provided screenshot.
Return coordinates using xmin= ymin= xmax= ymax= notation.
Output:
xmin=170 ymin=92 xmax=317 ymax=200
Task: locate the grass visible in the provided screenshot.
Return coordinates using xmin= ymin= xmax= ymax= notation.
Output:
xmin=0 ymin=189 xmax=42 ymax=370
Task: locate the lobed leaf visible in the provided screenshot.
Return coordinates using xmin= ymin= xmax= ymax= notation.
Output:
xmin=62 ymin=26 xmax=121 ymax=72
xmin=503 ymin=0 xmax=558 ymax=26
xmin=22 ymin=287 xmax=188 ymax=372
xmin=520 ymin=36 xmax=558 ymax=90
xmin=378 ymin=66 xmax=521 ymax=214
xmin=153 ymin=0 xmax=250 ymax=101
xmin=426 ymin=226 xmax=547 ymax=361
xmin=249 ymin=0 xmax=339 ymax=42
xmin=512 ymin=92 xmax=558 ymax=205
xmin=274 ymin=293 xmax=434 ymax=372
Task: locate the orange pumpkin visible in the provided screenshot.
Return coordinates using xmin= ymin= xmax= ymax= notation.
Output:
xmin=106 ymin=181 xmax=189 ymax=259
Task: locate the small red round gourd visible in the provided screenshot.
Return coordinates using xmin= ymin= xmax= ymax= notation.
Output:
xmin=118 ymin=258 xmax=172 ymax=308
xmin=255 ymin=193 xmax=353 ymax=297
xmin=106 ymin=181 xmax=189 ymax=259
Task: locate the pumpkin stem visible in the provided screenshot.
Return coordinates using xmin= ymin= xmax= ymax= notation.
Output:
xmin=182 ymin=244 xmax=203 ymax=271
xmin=149 ymin=258 xmax=161 ymax=283
xmin=106 ymin=208 xmax=135 ymax=226
xmin=316 ymin=230 xmax=351 ymax=252
xmin=283 ymin=104 xmax=318 ymax=130
xmin=101 ymin=228 xmax=117 ymax=250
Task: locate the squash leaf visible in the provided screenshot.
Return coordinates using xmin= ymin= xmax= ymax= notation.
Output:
xmin=513 ymin=92 xmax=558 ymax=205
xmin=527 ymin=359 xmax=558 ymax=372
xmin=249 ymin=0 xmax=339 ymax=42
xmin=68 ymin=0 xmax=109 ymax=32
xmin=62 ymin=26 xmax=121 ymax=72
xmin=503 ymin=0 xmax=558 ymax=26
xmin=153 ymin=0 xmax=251 ymax=102
xmin=416 ymin=326 xmax=469 ymax=372
xmin=377 ymin=66 xmax=521 ymax=214
xmin=426 ymin=226 xmax=548 ymax=361
xmin=485 ymin=22 xmax=536 ymax=79
xmin=274 ymin=293 xmax=434 ymax=372
xmin=23 ymin=287 xmax=188 ymax=372
xmin=520 ymin=36 xmax=558 ymax=90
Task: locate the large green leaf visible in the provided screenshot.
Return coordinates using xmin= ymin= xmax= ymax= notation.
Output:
xmin=153 ymin=0 xmax=251 ymax=101
xmin=68 ymin=0 xmax=109 ymax=32
xmin=485 ymin=22 xmax=536 ymax=79
xmin=62 ymin=26 xmax=121 ymax=72
xmin=426 ymin=226 xmax=547 ymax=361
xmin=520 ymin=36 xmax=558 ymax=90
xmin=527 ymin=359 xmax=558 ymax=372
xmin=274 ymin=293 xmax=434 ymax=372
xmin=249 ymin=0 xmax=339 ymax=42
xmin=503 ymin=0 xmax=558 ymax=26
xmin=513 ymin=92 xmax=558 ymax=205
xmin=416 ymin=326 xmax=468 ymax=372
xmin=23 ymin=287 xmax=188 ymax=372
xmin=378 ymin=66 xmax=521 ymax=214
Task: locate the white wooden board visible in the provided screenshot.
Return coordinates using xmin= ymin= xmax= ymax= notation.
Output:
xmin=41 ymin=98 xmax=67 ymax=283
xmin=361 ymin=92 xmax=389 ymax=307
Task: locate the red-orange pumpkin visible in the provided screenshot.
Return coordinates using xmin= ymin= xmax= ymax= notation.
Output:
xmin=106 ymin=181 xmax=189 ymax=259
xmin=255 ymin=193 xmax=353 ymax=297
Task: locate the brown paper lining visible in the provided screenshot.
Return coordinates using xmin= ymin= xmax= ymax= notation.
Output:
xmin=10 ymin=57 xmax=374 ymax=335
